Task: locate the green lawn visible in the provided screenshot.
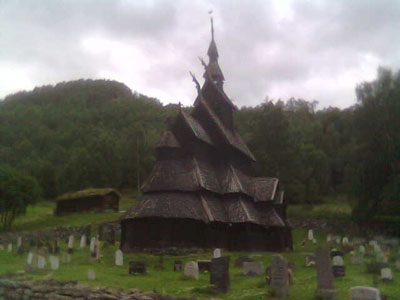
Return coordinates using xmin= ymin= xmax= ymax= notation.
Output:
xmin=1 ymin=229 xmax=399 ymax=300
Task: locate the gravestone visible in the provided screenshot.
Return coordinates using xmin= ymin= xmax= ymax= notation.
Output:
xmin=210 ymin=256 xmax=230 ymax=293
xmin=174 ymin=260 xmax=183 ymax=271
xmin=27 ymin=252 xmax=34 ymax=266
xmin=49 ymin=256 xmax=59 ymax=270
xmin=308 ymin=229 xmax=314 ymax=241
xmin=373 ymin=244 xmax=381 ymax=253
xmin=335 ymin=236 xmax=341 ymax=245
xmin=54 ymin=240 xmax=60 ymax=254
xmin=115 ymin=249 xmax=123 ymax=266
xmin=242 ymin=261 xmax=264 ymax=276
xmin=330 ymin=249 xmax=344 ymax=259
xmin=305 ymin=253 xmax=316 ymax=267
xmin=37 ymin=255 xmax=46 ymax=269
xmin=342 ymin=237 xmax=349 ymax=245
xmin=7 ymin=243 xmax=12 ymax=253
xmin=129 ymin=261 xmax=147 ymax=275
xmin=94 ymin=239 xmax=101 ymax=260
xmin=88 ymin=269 xmax=96 ymax=280
xmin=376 ymin=252 xmax=388 ymax=263
xmin=352 ymin=237 xmax=366 ymax=245
xmin=313 ymin=238 xmax=317 ymax=244
xmin=270 ymin=255 xmax=289 ymax=298
xmin=184 ymin=261 xmax=199 ymax=280
xmin=197 ymin=260 xmax=211 ymax=272
xmin=326 ymin=234 xmax=332 ymax=244
xmin=332 ymin=256 xmax=346 ymax=277
xmin=359 ymin=245 xmax=366 ymax=255
xmin=315 ymin=248 xmax=336 ymax=300
xmin=380 ymin=268 xmax=393 ymax=283
xmin=90 ymin=237 xmax=96 ymax=252
xmin=213 ymin=248 xmax=221 ymax=258
xmin=80 ymin=235 xmax=87 ymax=249
xmin=67 ymin=235 xmax=74 ymax=254
xmin=61 ymin=253 xmax=71 ymax=264
xmin=234 ymin=256 xmax=254 ymax=268
xmin=17 ymin=237 xmax=23 ymax=254
xmin=350 ymin=286 xmax=380 ymax=300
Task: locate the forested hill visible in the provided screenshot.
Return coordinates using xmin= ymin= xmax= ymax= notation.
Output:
xmin=1 ymin=70 xmax=399 ymax=224
xmin=0 ymin=79 xmax=179 ymax=199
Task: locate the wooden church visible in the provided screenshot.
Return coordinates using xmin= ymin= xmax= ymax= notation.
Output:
xmin=121 ymin=21 xmax=293 ymax=252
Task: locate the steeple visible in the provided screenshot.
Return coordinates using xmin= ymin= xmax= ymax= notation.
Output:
xmin=204 ymin=17 xmax=225 ymax=88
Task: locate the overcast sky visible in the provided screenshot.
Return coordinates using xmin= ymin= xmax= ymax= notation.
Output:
xmin=1 ymin=0 xmax=400 ymax=109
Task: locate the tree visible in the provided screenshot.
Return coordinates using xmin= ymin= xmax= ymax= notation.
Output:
xmin=0 ymin=165 xmax=41 ymax=229
xmin=352 ymin=67 xmax=400 ymax=222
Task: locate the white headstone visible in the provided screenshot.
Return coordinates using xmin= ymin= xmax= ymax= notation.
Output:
xmin=90 ymin=237 xmax=96 ymax=252
xmin=183 ymin=261 xmax=199 ymax=280
xmin=115 ymin=249 xmax=123 ymax=266
xmin=27 ymin=252 xmax=34 ymax=265
xmin=213 ymin=248 xmax=221 ymax=258
xmin=80 ymin=235 xmax=87 ymax=249
xmin=7 ymin=243 xmax=12 ymax=252
xmin=68 ymin=235 xmax=74 ymax=249
xmin=332 ymin=256 xmax=344 ymax=266
xmin=359 ymin=245 xmax=366 ymax=255
xmin=381 ymin=268 xmax=393 ymax=281
xmin=88 ymin=269 xmax=96 ymax=280
xmin=308 ymin=229 xmax=314 ymax=241
xmin=242 ymin=261 xmax=264 ymax=276
xmin=37 ymin=255 xmax=46 ymax=269
xmin=49 ymin=256 xmax=59 ymax=270
xmin=350 ymin=286 xmax=380 ymax=300
xmin=342 ymin=237 xmax=349 ymax=245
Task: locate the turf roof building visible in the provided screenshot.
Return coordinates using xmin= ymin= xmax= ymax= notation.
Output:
xmin=121 ymin=21 xmax=292 ymax=252
xmin=55 ymin=188 xmax=120 ymax=215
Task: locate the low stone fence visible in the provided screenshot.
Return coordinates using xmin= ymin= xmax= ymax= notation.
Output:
xmin=288 ymin=218 xmax=360 ymax=234
xmin=0 ymin=275 xmax=195 ymax=300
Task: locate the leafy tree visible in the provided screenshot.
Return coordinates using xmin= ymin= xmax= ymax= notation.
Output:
xmin=0 ymin=165 xmax=41 ymax=229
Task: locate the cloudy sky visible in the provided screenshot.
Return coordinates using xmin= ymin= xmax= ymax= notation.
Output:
xmin=1 ymin=0 xmax=399 ymax=109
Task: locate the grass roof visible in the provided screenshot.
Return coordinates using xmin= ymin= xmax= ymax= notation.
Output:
xmin=56 ymin=188 xmax=120 ymax=202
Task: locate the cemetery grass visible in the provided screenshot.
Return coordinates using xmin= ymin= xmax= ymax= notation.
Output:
xmin=1 ymin=229 xmax=400 ymax=300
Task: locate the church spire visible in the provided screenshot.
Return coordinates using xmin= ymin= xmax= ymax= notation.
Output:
xmin=204 ymin=17 xmax=225 ymax=88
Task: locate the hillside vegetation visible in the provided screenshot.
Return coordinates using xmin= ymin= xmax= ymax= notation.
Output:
xmin=0 ymin=68 xmax=399 ymax=226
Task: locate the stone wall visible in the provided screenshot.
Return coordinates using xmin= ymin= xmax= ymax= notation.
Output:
xmin=288 ymin=218 xmax=360 ymax=234
xmin=0 ymin=275 xmax=195 ymax=300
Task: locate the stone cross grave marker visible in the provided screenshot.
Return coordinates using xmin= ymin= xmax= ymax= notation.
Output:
xmin=115 ymin=249 xmax=123 ymax=266
xmin=49 ymin=256 xmax=59 ymax=270
xmin=210 ymin=256 xmax=230 ymax=293
xmin=129 ymin=261 xmax=147 ymax=275
xmin=308 ymin=229 xmax=314 ymax=241
xmin=88 ymin=269 xmax=96 ymax=280
xmin=184 ymin=261 xmax=199 ymax=280
xmin=67 ymin=235 xmax=74 ymax=254
xmin=350 ymin=286 xmax=380 ymax=300
xmin=380 ymin=268 xmax=393 ymax=283
xmin=37 ymin=255 xmax=46 ymax=269
xmin=213 ymin=248 xmax=221 ymax=258
xmin=174 ymin=260 xmax=183 ymax=271
xmin=332 ymin=255 xmax=346 ymax=277
xmin=80 ymin=235 xmax=87 ymax=249
xmin=315 ymin=248 xmax=336 ymax=299
xmin=270 ymin=255 xmax=289 ymax=298
xmin=242 ymin=261 xmax=264 ymax=276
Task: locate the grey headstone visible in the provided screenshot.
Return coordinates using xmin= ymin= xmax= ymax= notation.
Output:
xmin=315 ymin=248 xmax=336 ymax=300
xmin=234 ymin=256 xmax=254 ymax=268
xmin=115 ymin=249 xmax=123 ymax=266
xmin=210 ymin=256 xmax=230 ymax=293
xmin=88 ymin=269 xmax=96 ymax=280
xmin=380 ymin=268 xmax=393 ymax=282
xmin=27 ymin=252 xmax=34 ymax=265
xmin=342 ymin=237 xmax=349 ymax=245
xmin=242 ymin=261 xmax=264 ymax=276
xmin=80 ymin=235 xmax=87 ymax=249
xmin=332 ymin=256 xmax=344 ymax=266
xmin=49 ymin=256 xmax=59 ymax=270
xmin=37 ymin=255 xmax=46 ymax=269
xmin=174 ymin=260 xmax=183 ymax=271
xmin=90 ymin=237 xmax=96 ymax=252
xmin=308 ymin=229 xmax=314 ymax=241
xmin=129 ymin=261 xmax=146 ymax=274
xmin=359 ymin=245 xmax=366 ymax=255
xmin=67 ymin=235 xmax=74 ymax=254
xmin=270 ymin=255 xmax=289 ymax=298
xmin=183 ymin=261 xmax=199 ymax=280
xmin=213 ymin=248 xmax=221 ymax=258
xmin=350 ymin=286 xmax=380 ymax=300
xmin=7 ymin=243 xmax=12 ymax=253
xmin=17 ymin=237 xmax=22 ymax=248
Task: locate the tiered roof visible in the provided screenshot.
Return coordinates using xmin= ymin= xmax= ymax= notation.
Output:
xmin=123 ymin=20 xmax=286 ymax=229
